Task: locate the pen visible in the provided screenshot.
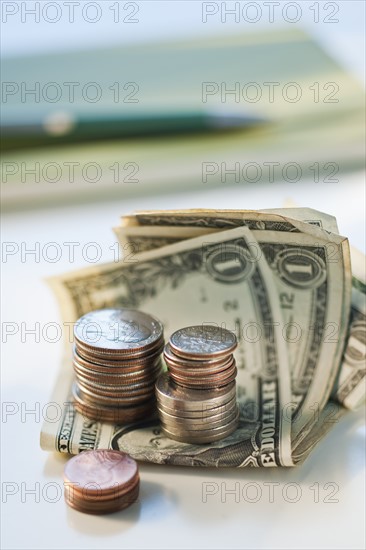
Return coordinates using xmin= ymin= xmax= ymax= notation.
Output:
xmin=1 ymin=109 xmax=267 ymax=149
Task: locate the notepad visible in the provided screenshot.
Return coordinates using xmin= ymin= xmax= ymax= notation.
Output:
xmin=1 ymin=29 xmax=364 ymax=209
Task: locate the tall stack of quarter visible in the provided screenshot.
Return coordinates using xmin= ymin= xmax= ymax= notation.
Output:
xmin=156 ymin=326 xmax=239 ymax=443
xmin=64 ymin=450 xmax=139 ymax=515
xmin=72 ymin=309 xmax=164 ymax=423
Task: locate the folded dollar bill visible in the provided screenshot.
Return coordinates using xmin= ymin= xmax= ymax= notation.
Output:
xmin=40 ymin=208 xmax=365 ymax=467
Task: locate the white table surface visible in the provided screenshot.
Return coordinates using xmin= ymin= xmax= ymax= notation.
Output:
xmin=2 ymin=2 xmax=365 ymax=547
xmin=1 ymin=171 xmax=365 ymax=550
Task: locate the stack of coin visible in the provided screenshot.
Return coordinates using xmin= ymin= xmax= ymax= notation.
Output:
xmin=72 ymin=308 xmax=164 ymax=424
xmin=64 ymin=449 xmax=139 ymax=515
xmin=156 ymin=325 xmax=239 ymax=443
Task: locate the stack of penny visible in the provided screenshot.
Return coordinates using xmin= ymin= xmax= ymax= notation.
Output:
xmin=72 ymin=308 xmax=164 ymax=424
xmin=156 ymin=325 xmax=239 ymax=443
xmin=64 ymin=449 xmax=139 ymax=515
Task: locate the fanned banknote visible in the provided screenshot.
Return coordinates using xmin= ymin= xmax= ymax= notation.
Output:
xmin=115 ymin=208 xmax=352 ymax=445
xmin=40 ymin=208 xmax=364 ymax=468
xmin=332 ymin=247 xmax=366 ymax=410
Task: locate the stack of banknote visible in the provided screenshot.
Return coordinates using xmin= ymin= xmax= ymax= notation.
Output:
xmin=41 ymin=207 xmax=365 ymax=468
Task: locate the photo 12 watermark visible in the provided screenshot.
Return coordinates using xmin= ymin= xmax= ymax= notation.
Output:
xmin=1 ymin=480 xmax=139 ymax=504
xmin=1 ymin=161 xmax=140 ymax=184
xmin=2 ymin=81 xmax=140 ymax=104
xmin=1 ymin=240 xmax=134 ymax=264
xmin=201 ymin=480 xmax=340 ymax=503
xmin=1 ymin=397 xmax=342 ymax=426
xmin=1 ymin=1 xmax=140 ymax=24
xmin=202 ymin=81 xmax=340 ymax=104
xmin=201 ymin=161 xmax=339 ymax=184
xmin=201 ymin=2 xmax=340 ymax=24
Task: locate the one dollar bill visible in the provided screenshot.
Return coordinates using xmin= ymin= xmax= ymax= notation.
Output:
xmin=40 ymin=209 xmax=363 ymax=468
xmin=43 ymin=226 xmax=294 ymax=466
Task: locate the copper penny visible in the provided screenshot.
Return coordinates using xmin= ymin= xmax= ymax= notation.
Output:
xmin=75 ymin=383 xmax=154 ymax=406
xmin=75 ymin=339 xmax=164 ymax=365
xmin=169 ymin=366 xmax=237 ymax=389
xmin=73 ymin=360 xmax=162 ymax=384
xmin=64 ymin=449 xmax=139 ymax=514
xmin=72 ymin=383 xmax=156 ymax=423
xmin=74 ymin=347 xmax=163 ymax=373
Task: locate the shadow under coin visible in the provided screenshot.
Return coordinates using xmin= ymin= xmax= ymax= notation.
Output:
xmin=43 ymin=452 xmax=70 ymax=478
xmin=139 ymin=479 xmax=178 ymax=521
xmin=66 ymin=496 xmax=142 ymax=536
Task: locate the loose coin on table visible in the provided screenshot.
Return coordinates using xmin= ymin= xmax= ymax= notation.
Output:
xmin=64 ymin=449 xmax=139 ymax=515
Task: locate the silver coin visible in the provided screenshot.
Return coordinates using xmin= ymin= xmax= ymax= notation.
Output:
xmin=73 ymin=373 xmax=161 ymax=391
xmin=76 ymin=389 xmax=155 ymax=407
xmin=158 ymin=405 xmax=239 ymax=430
xmin=75 ymin=382 xmax=154 ymax=406
xmin=155 ymin=373 xmax=236 ymax=410
xmin=74 ymin=309 xmax=164 ymax=355
xmin=156 ymin=389 xmax=237 ymax=412
xmin=73 ymin=359 xmax=162 ymax=384
xmin=161 ymin=408 xmax=239 ymax=436
xmin=73 ymin=377 xmax=157 ymax=391
xmin=72 ymin=384 xmax=156 ymax=423
xmin=76 ymin=377 xmax=155 ymax=396
xmin=72 ymin=381 xmax=155 ymax=407
xmin=163 ymin=343 xmax=233 ymax=370
xmin=157 ymin=395 xmax=237 ymax=419
xmin=169 ymin=325 xmax=237 ymax=360
xmin=164 ymin=355 xmax=235 ymax=377
xmin=75 ymin=337 xmax=164 ymax=362
xmin=79 ymin=389 xmax=151 ymax=409
xmin=168 ymin=365 xmax=237 ymax=389
xmin=73 ymin=400 xmax=155 ymax=424
xmin=161 ymin=414 xmax=239 ymax=444
xmin=75 ymin=344 xmax=164 ymax=369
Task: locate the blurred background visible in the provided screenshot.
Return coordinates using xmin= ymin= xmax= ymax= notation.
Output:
xmin=2 ymin=0 xmax=365 ymax=335
xmin=1 ymin=4 xmax=365 ymax=549
xmin=1 ymin=1 xmax=365 ymax=228
xmin=2 ymin=0 xmax=365 ymax=404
